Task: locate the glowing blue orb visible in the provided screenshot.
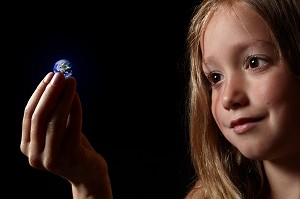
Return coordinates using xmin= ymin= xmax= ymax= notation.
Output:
xmin=53 ymin=59 xmax=72 ymax=78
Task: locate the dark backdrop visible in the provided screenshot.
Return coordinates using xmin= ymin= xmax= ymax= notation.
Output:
xmin=10 ymin=1 xmax=201 ymax=198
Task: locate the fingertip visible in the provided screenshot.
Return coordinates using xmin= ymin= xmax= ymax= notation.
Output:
xmin=66 ymin=75 xmax=77 ymax=84
xmin=50 ymin=72 xmax=65 ymax=86
xmin=43 ymin=72 xmax=54 ymax=84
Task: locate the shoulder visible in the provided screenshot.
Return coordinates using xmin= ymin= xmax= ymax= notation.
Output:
xmin=184 ymin=182 xmax=206 ymax=199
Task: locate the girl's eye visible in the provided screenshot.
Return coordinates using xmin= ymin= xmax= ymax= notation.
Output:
xmin=206 ymin=72 xmax=224 ymax=86
xmin=246 ymin=55 xmax=268 ymax=69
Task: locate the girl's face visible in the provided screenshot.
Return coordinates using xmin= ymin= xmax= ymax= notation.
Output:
xmin=201 ymin=3 xmax=300 ymax=161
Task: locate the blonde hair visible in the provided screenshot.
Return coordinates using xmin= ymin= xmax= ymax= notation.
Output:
xmin=185 ymin=0 xmax=300 ymax=198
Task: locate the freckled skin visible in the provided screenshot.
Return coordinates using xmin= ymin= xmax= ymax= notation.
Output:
xmin=202 ymin=4 xmax=300 ymax=161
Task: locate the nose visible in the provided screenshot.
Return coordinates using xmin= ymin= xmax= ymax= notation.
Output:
xmin=222 ymin=75 xmax=248 ymax=110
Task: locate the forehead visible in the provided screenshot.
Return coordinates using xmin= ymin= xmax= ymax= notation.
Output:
xmin=201 ymin=2 xmax=272 ymax=55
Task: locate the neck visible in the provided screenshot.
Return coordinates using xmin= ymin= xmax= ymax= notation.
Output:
xmin=263 ymin=154 xmax=300 ymax=199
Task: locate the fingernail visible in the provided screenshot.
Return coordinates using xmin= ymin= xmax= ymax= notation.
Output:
xmin=50 ymin=72 xmax=62 ymax=86
xmin=43 ymin=72 xmax=54 ymax=84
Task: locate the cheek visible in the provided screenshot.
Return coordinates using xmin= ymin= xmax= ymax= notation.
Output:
xmin=252 ymin=81 xmax=275 ymax=106
xmin=260 ymin=74 xmax=300 ymax=124
xmin=255 ymin=74 xmax=294 ymax=107
xmin=211 ymin=93 xmax=223 ymax=127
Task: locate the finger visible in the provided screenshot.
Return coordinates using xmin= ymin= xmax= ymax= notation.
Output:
xmin=44 ymin=77 xmax=77 ymax=159
xmin=29 ymin=72 xmax=66 ymax=162
xmin=21 ymin=72 xmax=54 ymax=155
xmin=66 ymin=91 xmax=83 ymax=143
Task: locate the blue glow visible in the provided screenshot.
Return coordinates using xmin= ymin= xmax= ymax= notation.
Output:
xmin=53 ymin=59 xmax=72 ymax=78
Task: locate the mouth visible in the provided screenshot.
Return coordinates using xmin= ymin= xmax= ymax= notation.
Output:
xmin=230 ymin=117 xmax=263 ymax=134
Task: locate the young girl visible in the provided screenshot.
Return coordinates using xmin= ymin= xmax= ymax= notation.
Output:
xmin=185 ymin=0 xmax=300 ymax=198
xmin=20 ymin=0 xmax=300 ymax=198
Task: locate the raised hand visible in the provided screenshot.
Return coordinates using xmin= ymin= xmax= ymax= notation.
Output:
xmin=20 ymin=72 xmax=112 ymax=199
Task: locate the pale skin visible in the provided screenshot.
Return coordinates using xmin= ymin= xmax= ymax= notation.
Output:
xmin=20 ymin=72 xmax=113 ymax=199
xmin=201 ymin=3 xmax=300 ymax=199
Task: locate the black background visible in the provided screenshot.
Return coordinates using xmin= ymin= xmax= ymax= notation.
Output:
xmin=9 ymin=1 xmax=201 ymax=198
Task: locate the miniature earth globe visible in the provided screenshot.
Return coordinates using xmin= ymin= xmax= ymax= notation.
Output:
xmin=53 ymin=59 xmax=72 ymax=78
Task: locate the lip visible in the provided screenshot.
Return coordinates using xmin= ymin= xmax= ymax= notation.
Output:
xmin=230 ymin=117 xmax=262 ymax=134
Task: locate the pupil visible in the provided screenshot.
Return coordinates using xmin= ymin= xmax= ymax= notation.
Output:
xmin=213 ymin=74 xmax=219 ymax=83
xmin=250 ymin=58 xmax=257 ymax=68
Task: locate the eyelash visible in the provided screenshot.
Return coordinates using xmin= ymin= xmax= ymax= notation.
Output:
xmin=244 ymin=54 xmax=269 ymax=70
xmin=205 ymin=55 xmax=270 ymax=86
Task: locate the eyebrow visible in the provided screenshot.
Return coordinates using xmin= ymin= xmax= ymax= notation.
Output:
xmin=236 ymin=40 xmax=275 ymax=50
xmin=202 ymin=40 xmax=276 ymax=66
